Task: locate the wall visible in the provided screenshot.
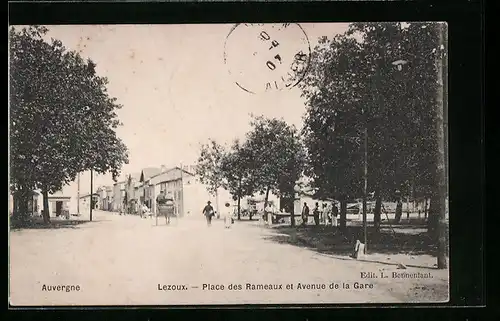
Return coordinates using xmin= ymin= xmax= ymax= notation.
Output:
xmin=182 ymin=176 xmax=211 ymax=216
xmin=112 ymin=183 xmax=122 ymax=212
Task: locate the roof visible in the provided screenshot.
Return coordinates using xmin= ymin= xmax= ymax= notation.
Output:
xmin=79 ymin=193 xmax=99 ymax=199
xmin=49 ymin=190 xmax=71 ymax=198
xmin=151 ymin=167 xmax=195 ymax=185
xmin=130 ymin=172 xmax=141 ymax=181
xmin=141 ymin=167 xmax=162 ymax=180
xmin=149 ymin=166 xmax=194 ymax=180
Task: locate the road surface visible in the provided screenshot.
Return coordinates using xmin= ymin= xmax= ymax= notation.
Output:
xmin=9 ymin=211 xmax=448 ymax=306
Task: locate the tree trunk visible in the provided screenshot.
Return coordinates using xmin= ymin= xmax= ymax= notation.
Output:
xmin=261 ymin=185 xmax=270 ymax=223
xmin=406 ymin=195 xmax=410 ymax=221
xmin=13 ymin=188 xmax=30 ymax=221
xmin=339 ymin=195 xmax=347 ymax=231
xmin=12 ymin=190 xmax=22 ymax=219
xmin=395 ymin=200 xmax=402 ymax=223
xmin=264 ymin=186 xmax=270 ymax=209
xmin=12 ymin=190 xmax=19 ymax=218
xmin=19 ymin=189 xmax=29 ymax=219
xmin=215 ymin=189 xmax=220 ymax=219
xmin=237 ymin=196 xmax=241 ymax=220
xmin=373 ymin=188 xmax=382 ymax=232
xmin=42 ymin=188 xmax=50 ymax=224
xmin=237 ymin=178 xmax=242 ymax=220
xmin=427 ymin=196 xmax=439 ymax=239
xmin=435 ymin=22 xmax=448 ymax=269
xmin=424 ymin=197 xmax=428 ymax=219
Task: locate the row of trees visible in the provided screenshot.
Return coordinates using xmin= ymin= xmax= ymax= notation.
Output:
xmin=10 ymin=26 xmax=129 ymax=223
xmin=197 ymin=22 xmax=448 ymax=268
xmin=299 ymin=22 xmax=447 ymax=235
xmin=196 ymin=115 xmax=306 ymax=225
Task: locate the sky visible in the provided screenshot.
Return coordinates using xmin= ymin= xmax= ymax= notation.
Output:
xmin=37 ymin=23 xmax=350 ymax=192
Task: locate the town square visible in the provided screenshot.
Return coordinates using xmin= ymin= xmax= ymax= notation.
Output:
xmin=9 ymin=22 xmax=449 ymax=306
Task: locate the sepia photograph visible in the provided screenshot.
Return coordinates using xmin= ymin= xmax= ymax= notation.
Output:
xmin=9 ymin=22 xmax=449 ymax=306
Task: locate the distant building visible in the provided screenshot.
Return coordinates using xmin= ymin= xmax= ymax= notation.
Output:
xmin=112 ymin=180 xmax=126 ymax=212
xmin=96 ymin=186 xmax=113 ymax=211
xmin=147 ymin=166 xmax=230 ymax=217
xmin=46 ymin=190 xmax=72 ymax=217
xmin=9 ymin=186 xmax=75 ymax=218
xmin=80 ymin=193 xmax=99 ymax=211
xmin=137 ymin=167 xmax=162 ymax=209
xmin=107 ymin=165 xmax=235 ymax=217
xmin=9 ymin=190 xmax=40 ymax=217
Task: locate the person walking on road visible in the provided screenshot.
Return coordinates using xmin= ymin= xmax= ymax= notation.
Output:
xmin=223 ymin=202 xmax=232 ymax=229
xmin=202 ymin=201 xmax=215 ymax=227
xmin=265 ymin=202 xmax=274 ymax=226
xmin=301 ymin=202 xmax=310 ymax=226
xmin=322 ymin=203 xmax=330 ymax=226
xmin=313 ymin=202 xmax=320 ymax=226
xmin=332 ymin=202 xmax=339 ymax=227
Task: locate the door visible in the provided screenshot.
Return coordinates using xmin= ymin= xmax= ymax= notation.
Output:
xmin=56 ymin=201 xmax=63 ymax=217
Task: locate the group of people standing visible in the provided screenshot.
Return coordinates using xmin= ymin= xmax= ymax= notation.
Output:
xmin=301 ymin=201 xmax=339 ymax=227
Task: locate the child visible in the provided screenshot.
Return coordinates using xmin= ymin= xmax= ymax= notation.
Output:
xmin=223 ymin=202 xmax=232 ymax=228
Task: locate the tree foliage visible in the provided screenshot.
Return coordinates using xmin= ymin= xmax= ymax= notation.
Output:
xmin=244 ymin=115 xmax=306 ymax=208
xmin=220 ymin=139 xmax=256 ymax=200
xmin=299 ymin=22 xmax=443 ymax=203
xmin=9 ymin=25 xmax=129 ymax=220
xmin=195 ymin=139 xmax=226 ymax=196
xmin=195 ymin=116 xmax=306 ymax=223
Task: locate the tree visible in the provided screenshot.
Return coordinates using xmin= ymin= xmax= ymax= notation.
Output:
xmin=347 ymin=22 xmax=441 ymax=226
xmin=195 ymin=139 xmax=226 ymax=215
xmin=220 ymin=140 xmax=256 ymax=220
xmin=244 ymin=115 xmax=306 ymax=226
xmin=9 ymin=26 xmax=129 ymax=223
xmin=298 ymin=22 xmax=448 ymax=267
xmin=299 ymin=32 xmax=366 ymax=231
xmin=299 ymin=22 xmax=444 ymax=234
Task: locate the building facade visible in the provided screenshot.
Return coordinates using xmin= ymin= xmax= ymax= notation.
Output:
xmin=106 ymin=166 xmax=235 ymax=217
xmin=10 ymin=185 xmax=77 ymax=218
xmin=147 ymin=166 xmax=230 ymax=218
xmin=112 ymin=180 xmax=126 ymax=212
xmin=80 ymin=193 xmax=99 ymax=212
xmin=96 ymin=186 xmax=113 ymax=211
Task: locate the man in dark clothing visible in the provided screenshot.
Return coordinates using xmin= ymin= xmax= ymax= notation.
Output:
xmin=301 ymin=202 xmax=310 ymax=226
xmin=202 ymin=201 xmax=214 ymax=227
xmin=332 ymin=202 xmax=339 ymax=227
xmin=313 ymin=202 xmax=320 ymax=226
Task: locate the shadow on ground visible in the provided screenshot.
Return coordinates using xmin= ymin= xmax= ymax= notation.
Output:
xmin=262 ymin=224 xmax=447 ymax=267
xmin=9 ymin=217 xmax=109 ymax=231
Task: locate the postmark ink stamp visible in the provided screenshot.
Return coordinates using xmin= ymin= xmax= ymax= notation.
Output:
xmin=224 ymin=23 xmax=311 ymax=94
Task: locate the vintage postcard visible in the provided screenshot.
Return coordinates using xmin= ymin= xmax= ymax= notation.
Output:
xmin=9 ymin=22 xmax=449 ymax=306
